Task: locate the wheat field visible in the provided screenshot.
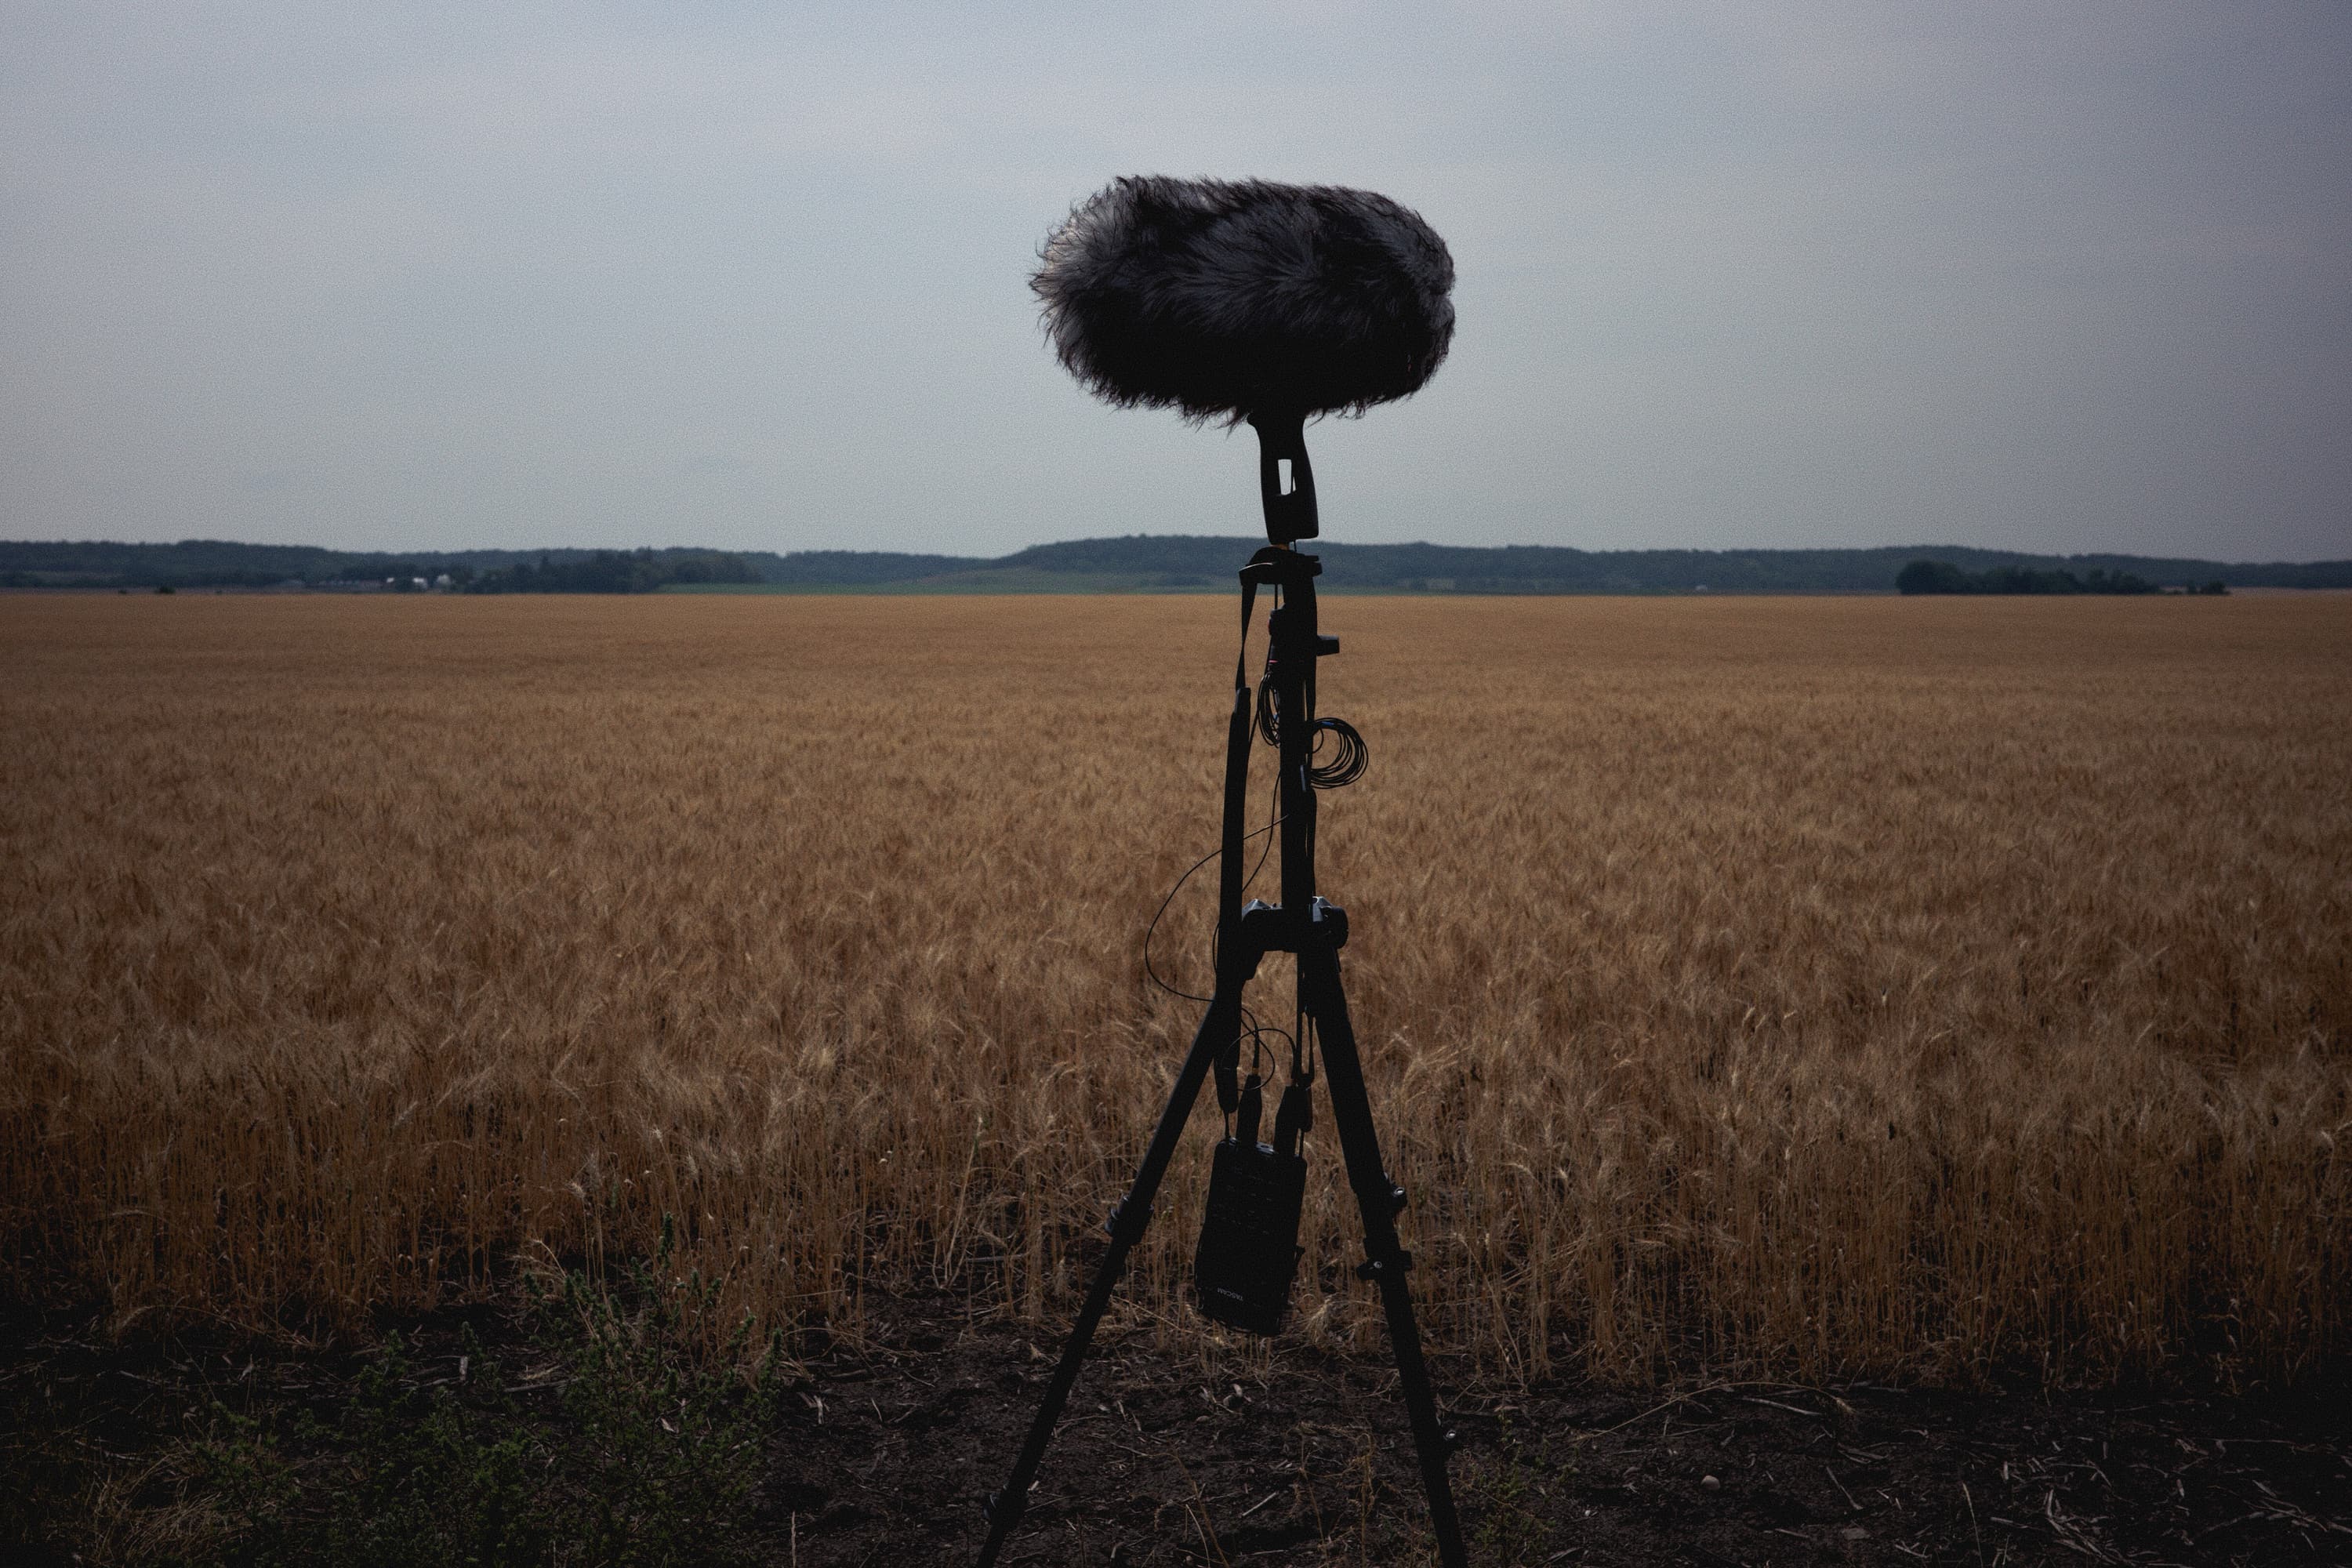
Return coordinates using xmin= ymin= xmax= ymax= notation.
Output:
xmin=2 ymin=590 xmax=2345 ymax=1388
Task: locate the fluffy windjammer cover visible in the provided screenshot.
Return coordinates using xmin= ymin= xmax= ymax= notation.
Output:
xmin=1033 ymin=176 xmax=1454 ymax=424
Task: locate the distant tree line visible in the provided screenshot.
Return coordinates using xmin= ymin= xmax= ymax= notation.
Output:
xmin=1895 ymin=560 xmax=2226 ymax=596
xmin=0 ymin=539 xmax=766 ymax=593
xmin=993 ymin=539 xmax=2302 ymax=593
xmin=3 ymin=536 xmax=2328 ymax=595
xmin=463 ymin=550 xmax=762 ymax=593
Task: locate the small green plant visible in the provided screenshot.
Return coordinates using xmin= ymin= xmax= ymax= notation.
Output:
xmin=191 ymin=1403 xmax=302 ymax=1557
xmin=1464 ymin=1419 xmax=1556 ymax=1565
xmin=230 ymin=1327 xmax=550 ymax=1567
xmin=192 ymin=1218 xmax=782 ymax=1568
xmin=524 ymin=1215 xmax=783 ymax=1565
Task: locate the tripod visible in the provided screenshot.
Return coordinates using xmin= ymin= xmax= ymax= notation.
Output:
xmin=976 ymin=413 xmax=1468 ymax=1567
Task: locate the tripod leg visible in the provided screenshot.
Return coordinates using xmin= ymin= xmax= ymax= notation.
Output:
xmin=975 ymin=978 xmax=1250 ymax=1566
xmin=1300 ymin=943 xmax=1468 ymax=1568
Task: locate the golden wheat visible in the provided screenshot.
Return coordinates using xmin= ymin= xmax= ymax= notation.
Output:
xmin=2 ymin=591 xmax=2345 ymax=1385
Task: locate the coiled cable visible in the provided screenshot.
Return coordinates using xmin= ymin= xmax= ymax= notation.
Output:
xmin=1254 ymin=682 xmax=1369 ymax=791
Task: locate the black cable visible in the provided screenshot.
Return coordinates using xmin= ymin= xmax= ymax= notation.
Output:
xmin=1307 ymin=716 xmax=1367 ymax=789
xmin=1254 ymin=684 xmax=1368 ymax=792
xmin=1240 ymin=1007 xmax=1292 ymax=1082
xmin=1142 ymin=785 xmax=1283 ymax=1006
xmin=1142 ymin=836 xmax=1250 ymax=1005
xmin=1245 ymin=768 xmax=1279 ymax=896
xmin=1208 ymin=768 xmax=1284 ymax=974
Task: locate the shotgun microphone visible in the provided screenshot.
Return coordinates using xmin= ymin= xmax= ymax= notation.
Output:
xmin=1032 ymin=176 xmax=1455 ymax=428
xmin=1032 ymin=176 xmax=1454 ymax=543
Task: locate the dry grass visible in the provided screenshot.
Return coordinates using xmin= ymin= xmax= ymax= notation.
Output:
xmin=2 ymin=590 xmax=2345 ymax=1387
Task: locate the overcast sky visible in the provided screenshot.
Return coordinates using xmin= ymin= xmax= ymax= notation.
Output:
xmin=5 ymin=2 xmax=2348 ymax=561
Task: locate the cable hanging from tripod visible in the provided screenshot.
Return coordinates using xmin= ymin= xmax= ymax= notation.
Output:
xmin=1306 ymin=714 xmax=1367 ymax=789
xmin=1141 ymin=839 xmax=1298 ymax=1142
xmin=1142 ymin=774 xmax=1284 ymax=1007
xmin=1254 ymin=685 xmax=1370 ymax=790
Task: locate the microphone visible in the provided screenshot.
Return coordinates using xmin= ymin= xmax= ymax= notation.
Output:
xmin=1032 ymin=176 xmax=1455 ymax=429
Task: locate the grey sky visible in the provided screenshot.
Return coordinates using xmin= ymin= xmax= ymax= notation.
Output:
xmin=5 ymin=2 xmax=2347 ymax=561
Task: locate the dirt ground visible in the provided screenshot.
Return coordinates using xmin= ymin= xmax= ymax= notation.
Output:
xmin=4 ymin=1286 xmax=2347 ymax=1567
xmin=771 ymin=1293 xmax=2350 ymax=1566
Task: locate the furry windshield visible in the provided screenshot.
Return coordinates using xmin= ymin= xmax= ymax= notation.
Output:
xmin=1033 ymin=176 xmax=1454 ymax=424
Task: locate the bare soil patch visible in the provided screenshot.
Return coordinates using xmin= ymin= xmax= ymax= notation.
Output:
xmin=7 ymin=1289 xmax=2345 ymax=1566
